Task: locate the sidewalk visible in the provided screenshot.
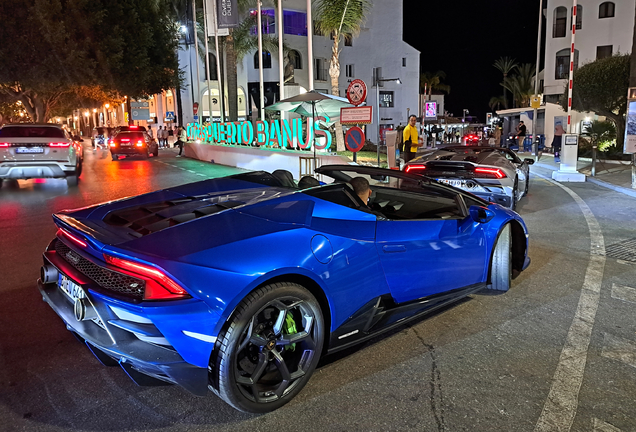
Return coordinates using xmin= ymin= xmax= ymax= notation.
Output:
xmin=528 ymin=151 xmax=636 ymax=198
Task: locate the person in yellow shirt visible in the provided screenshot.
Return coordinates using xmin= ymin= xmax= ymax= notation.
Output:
xmin=402 ymin=115 xmax=419 ymax=162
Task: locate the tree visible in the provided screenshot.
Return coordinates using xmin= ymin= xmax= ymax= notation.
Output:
xmin=502 ymin=63 xmax=535 ymax=108
xmin=316 ymin=0 xmax=372 ymax=151
xmin=493 ymin=57 xmax=518 ymax=109
xmin=489 ymin=96 xmax=506 ymax=112
xmin=561 ymin=54 xmax=630 ymax=146
xmin=582 ymin=120 xmax=617 ymax=152
xmin=0 ymin=0 xmax=180 ymax=122
xmin=420 ymin=71 xmax=451 ymax=96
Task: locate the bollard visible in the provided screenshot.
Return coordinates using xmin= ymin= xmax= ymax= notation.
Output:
xmin=592 ymin=145 xmax=597 ymax=177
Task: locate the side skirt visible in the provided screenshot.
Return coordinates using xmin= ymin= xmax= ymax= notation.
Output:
xmin=327 ymin=283 xmax=486 ymax=354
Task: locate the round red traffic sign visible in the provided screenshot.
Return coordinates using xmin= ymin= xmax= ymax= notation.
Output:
xmin=346 ymin=79 xmax=367 ymax=106
xmin=193 ymin=102 xmax=199 ymax=115
xmin=345 ymin=127 xmax=365 ymax=152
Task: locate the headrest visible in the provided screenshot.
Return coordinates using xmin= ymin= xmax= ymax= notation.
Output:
xmin=298 ymin=176 xmax=320 ymax=188
xmin=272 ymin=169 xmax=296 ymax=188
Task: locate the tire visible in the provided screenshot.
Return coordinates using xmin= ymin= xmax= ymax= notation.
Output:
xmin=112 ymin=155 xmax=118 ymax=161
xmin=524 ymin=176 xmax=529 ymax=195
xmin=66 ymin=175 xmax=78 ymax=187
xmin=488 ymin=224 xmax=512 ymax=292
xmin=75 ymin=158 xmax=83 ymax=177
xmin=153 ymin=147 xmax=159 ymax=157
xmin=213 ymin=282 xmax=324 ymax=413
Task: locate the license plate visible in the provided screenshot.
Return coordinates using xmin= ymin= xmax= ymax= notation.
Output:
xmin=16 ymin=147 xmax=44 ymax=154
xmin=120 ymin=143 xmax=131 ymax=146
xmin=437 ymin=179 xmax=466 ymax=187
xmin=58 ymin=274 xmax=86 ymax=302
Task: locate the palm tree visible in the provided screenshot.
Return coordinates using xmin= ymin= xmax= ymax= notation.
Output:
xmin=488 ymin=96 xmax=506 ymax=112
xmin=502 ymin=63 xmax=535 ymax=108
xmin=419 ymin=71 xmax=451 ymax=96
xmin=315 ymin=0 xmax=372 ymax=151
xmin=493 ymin=57 xmax=518 ymax=109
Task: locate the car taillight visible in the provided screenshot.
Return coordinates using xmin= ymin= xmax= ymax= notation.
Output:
xmin=110 ymin=141 xmax=116 ymax=147
xmin=103 ymin=254 xmax=190 ymax=300
xmin=0 ymin=142 xmax=10 ymax=147
xmin=474 ymin=167 xmax=506 ymax=179
xmin=129 ymin=126 xmax=138 ymax=129
xmin=57 ymin=228 xmax=87 ymax=248
xmin=404 ymin=165 xmax=425 ymax=173
xmin=49 ymin=142 xmax=71 ymax=147
xmin=136 ymin=140 xmax=143 ymax=147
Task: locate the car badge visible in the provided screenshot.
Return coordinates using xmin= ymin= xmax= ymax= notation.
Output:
xmin=66 ymin=250 xmax=80 ymax=265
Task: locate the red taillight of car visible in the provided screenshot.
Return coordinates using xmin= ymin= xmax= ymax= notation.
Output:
xmin=49 ymin=142 xmax=71 ymax=147
xmin=129 ymin=126 xmax=138 ymax=129
xmin=110 ymin=140 xmax=116 ymax=147
xmin=103 ymin=254 xmax=190 ymax=300
xmin=136 ymin=140 xmax=143 ymax=147
xmin=404 ymin=165 xmax=426 ymax=173
xmin=0 ymin=142 xmax=10 ymax=147
xmin=474 ymin=167 xmax=506 ymax=179
xmin=57 ymin=228 xmax=87 ymax=248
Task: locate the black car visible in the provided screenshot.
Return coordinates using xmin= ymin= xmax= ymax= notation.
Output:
xmin=109 ymin=131 xmax=158 ymax=160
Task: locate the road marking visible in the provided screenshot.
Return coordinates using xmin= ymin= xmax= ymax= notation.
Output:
xmin=533 ymin=173 xmax=606 ymax=432
xmin=196 ymin=173 xmax=206 ymax=177
xmin=593 ymin=418 xmax=623 ymax=431
xmin=611 ymin=284 xmax=636 ymax=304
xmin=187 ymin=169 xmax=195 ymax=173
xmin=601 ymin=333 xmax=636 ymax=369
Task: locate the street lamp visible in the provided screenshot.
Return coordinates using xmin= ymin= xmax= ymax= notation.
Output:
xmin=376 ymin=77 xmax=402 ymax=167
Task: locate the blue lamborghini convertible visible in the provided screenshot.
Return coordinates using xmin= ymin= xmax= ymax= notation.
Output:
xmin=38 ymin=165 xmax=530 ymax=413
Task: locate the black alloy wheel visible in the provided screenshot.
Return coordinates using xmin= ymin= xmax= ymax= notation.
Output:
xmin=213 ymin=283 xmax=324 ymax=413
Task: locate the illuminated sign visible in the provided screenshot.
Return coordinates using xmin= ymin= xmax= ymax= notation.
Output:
xmin=187 ymin=116 xmax=333 ymax=150
xmin=425 ymin=101 xmax=437 ymax=119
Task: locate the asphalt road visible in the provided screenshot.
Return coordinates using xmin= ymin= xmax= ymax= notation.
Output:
xmin=1 ymin=145 xmax=635 ymax=432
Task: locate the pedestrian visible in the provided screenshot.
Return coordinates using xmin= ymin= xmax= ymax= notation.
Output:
xmin=494 ymin=126 xmax=502 ymax=147
xmin=402 ymin=115 xmax=419 ymax=163
xmin=455 ymin=130 xmax=460 ymax=143
xmin=516 ymin=120 xmax=526 ymax=150
xmin=161 ymin=126 xmax=168 ymax=148
xmin=175 ymin=126 xmax=187 ymax=157
xmin=147 ymin=125 xmax=154 ymax=143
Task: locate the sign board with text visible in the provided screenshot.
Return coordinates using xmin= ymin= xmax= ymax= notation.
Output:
xmin=340 ymin=106 xmax=373 ymax=125
xmin=131 ymin=109 xmax=150 ymax=120
xmin=424 ymin=101 xmax=437 ymax=120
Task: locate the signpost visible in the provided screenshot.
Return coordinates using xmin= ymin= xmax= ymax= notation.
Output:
xmin=346 ymin=79 xmax=367 ymax=106
xmin=345 ymin=127 xmax=365 ymax=152
xmin=340 ymin=106 xmax=373 ymax=125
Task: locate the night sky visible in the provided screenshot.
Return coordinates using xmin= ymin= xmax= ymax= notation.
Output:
xmin=403 ymin=0 xmax=544 ymax=122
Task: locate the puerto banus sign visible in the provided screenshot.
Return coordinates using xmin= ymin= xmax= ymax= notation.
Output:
xmin=187 ymin=116 xmax=333 ymax=150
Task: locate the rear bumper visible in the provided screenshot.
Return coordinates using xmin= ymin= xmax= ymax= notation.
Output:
xmin=37 ymin=243 xmax=218 ymax=396
xmin=0 ymin=162 xmax=75 ymax=179
xmin=111 ymin=147 xmax=148 ymax=156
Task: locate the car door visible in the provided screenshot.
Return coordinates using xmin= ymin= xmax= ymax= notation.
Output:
xmin=374 ymin=184 xmax=488 ymax=304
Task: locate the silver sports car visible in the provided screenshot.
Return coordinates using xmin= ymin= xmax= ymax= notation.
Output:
xmin=403 ymin=146 xmax=534 ymax=210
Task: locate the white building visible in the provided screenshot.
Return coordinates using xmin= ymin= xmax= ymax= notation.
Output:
xmin=544 ymin=0 xmax=635 ymax=101
xmin=183 ymin=0 xmax=420 ymax=145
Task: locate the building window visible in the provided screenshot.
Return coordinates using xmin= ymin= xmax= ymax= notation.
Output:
xmin=283 ymin=10 xmax=307 ymax=36
xmin=555 ymin=48 xmax=579 ymax=79
xmin=571 ymin=5 xmax=582 ymax=29
xmin=250 ymin=10 xmax=276 ymax=35
xmin=345 ymin=64 xmax=354 ymax=78
xmin=205 ymin=54 xmax=218 ymax=80
xmin=379 ymin=91 xmax=394 ymax=108
xmin=599 ymin=2 xmax=615 ymax=18
xmin=254 ymin=50 xmax=272 ymax=69
xmin=288 ymin=50 xmax=302 ymax=69
xmin=315 ymin=58 xmax=327 ymax=81
xmin=402 ymin=58 xmax=407 ymax=67
xmin=344 ymin=33 xmax=353 ymax=46
xmin=596 ymin=45 xmax=613 ymax=59
xmin=553 ymin=6 xmax=567 ymax=37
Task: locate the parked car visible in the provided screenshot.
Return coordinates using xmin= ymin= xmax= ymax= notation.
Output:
xmin=403 ymin=146 xmax=534 ymax=210
xmin=109 ymin=131 xmax=158 ymax=160
xmin=0 ymin=124 xmax=83 ymax=187
xmin=38 ymin=165 xmax=530 ymax=413
xmin=462 ymin=133 xmax=481 ymax=145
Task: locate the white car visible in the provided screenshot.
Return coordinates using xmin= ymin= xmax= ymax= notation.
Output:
xmin=403 ymin=146 xmax=534 ymax=210
xmin=0 ymin=124 xmax=83 ymax=187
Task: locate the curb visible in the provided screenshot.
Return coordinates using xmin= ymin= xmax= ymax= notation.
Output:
xmin=532 ymin=163 xmax=636 ymax=198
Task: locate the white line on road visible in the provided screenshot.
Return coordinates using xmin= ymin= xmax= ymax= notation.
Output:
xmin=533 ymin=173 xmax=606 ymax=432
xmin=593 ymin=418 xmax=623 ymax=431
xmin=611 ymin=284 xmax=636 ymax=304
xmin=196 ymin=173 xmax=206 ymax=177
xmin=187 ymin=170 xmax=195 ymax=173
xmin=601 ymin=333 xmax=636 ymax=369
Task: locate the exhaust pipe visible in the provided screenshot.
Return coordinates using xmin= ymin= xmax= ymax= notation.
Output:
xmin=74 ymin=298 xmax=97 ymax=322
xmin=40 ymin=265 xmax=59 ymax=284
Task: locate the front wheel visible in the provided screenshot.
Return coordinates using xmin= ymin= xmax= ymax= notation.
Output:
xmin=213 ymin=282 xmax=324 ymax=413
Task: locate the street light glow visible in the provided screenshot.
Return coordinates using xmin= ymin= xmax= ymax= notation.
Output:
xmin=104 ymin=103 xmax=110 ymax=109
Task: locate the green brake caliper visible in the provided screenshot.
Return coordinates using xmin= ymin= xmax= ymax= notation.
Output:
xmin=283 ymin=312 xmax=297 ymax=351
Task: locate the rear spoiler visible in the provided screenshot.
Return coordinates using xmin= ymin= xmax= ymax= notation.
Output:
xmin=52 ymin=213 xmax=133 ymax=247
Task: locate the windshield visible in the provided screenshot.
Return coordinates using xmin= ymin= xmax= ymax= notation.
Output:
xmin=0 ymin=126 xmax=66 ymax=138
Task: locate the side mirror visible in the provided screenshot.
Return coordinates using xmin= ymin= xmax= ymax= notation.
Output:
xmin=524 ymin=158 xmax=535 ymax=165
xmin=469 ymin=205 xmax=495 ymax=224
